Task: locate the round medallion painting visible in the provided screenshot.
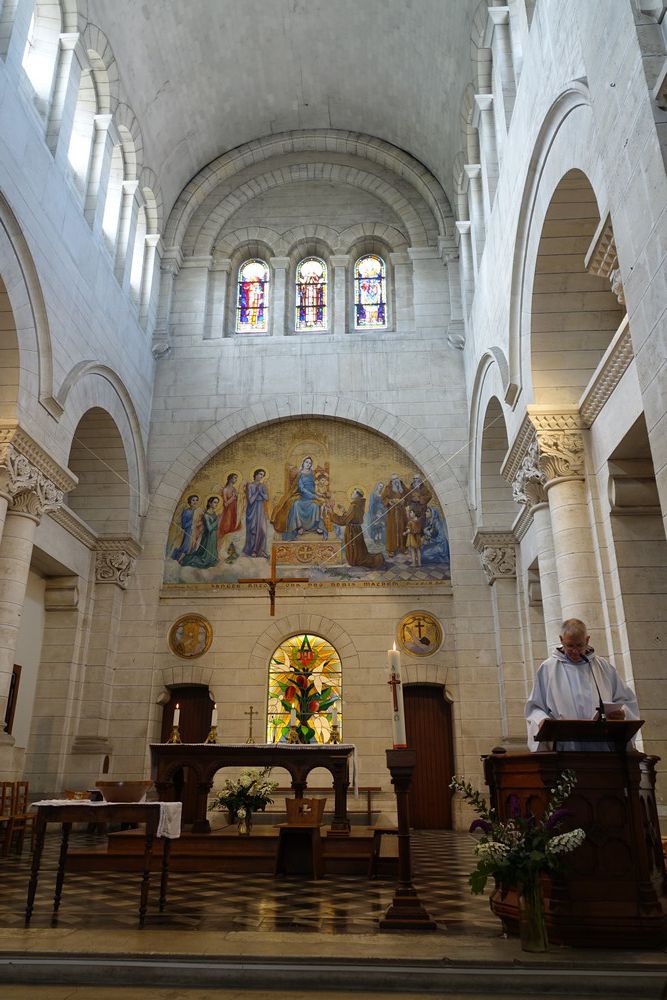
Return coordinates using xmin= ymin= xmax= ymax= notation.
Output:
xmin=397 ymin=611 xmax=443 ymax=657
xmin=168 ymin=614 xmax=212 ymax=659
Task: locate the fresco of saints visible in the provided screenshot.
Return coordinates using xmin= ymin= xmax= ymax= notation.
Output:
xmin=381 ymin=474 xmax=408 ymax=556
xmin=421 ymin=506 xmax=450 ymax=566
xmin=271 ymin=456 xmax=329 ymax=540
xmin=243 ymin=469 xmax=269 ymax=558
xmin=217 ymin=473 xmax=241 ymax=543
xmin=330 ymin=490 xmax=385 ymax=569
xmin=180 ymin=496 xmax=221 ymax=569
xmin=366 ymin=481 xmax=386 ymax=545
xmin=171 ymin=494 xmax=201 ymax=562
xmin=408 ymin=474 xmax=432 ymax=524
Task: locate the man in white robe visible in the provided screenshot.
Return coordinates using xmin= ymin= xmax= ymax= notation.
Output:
xmin=525 ymin=618 xmax=640 ymax=752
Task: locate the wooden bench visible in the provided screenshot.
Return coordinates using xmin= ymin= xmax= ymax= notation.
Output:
xmin=274 ymin=786 xmax=382 ymax=825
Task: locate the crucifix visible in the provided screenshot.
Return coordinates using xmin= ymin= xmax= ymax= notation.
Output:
xmin=238 ymin=545 xmax=308 ymax=616
xmin=244 ymin=705 xmax=256 ymax=744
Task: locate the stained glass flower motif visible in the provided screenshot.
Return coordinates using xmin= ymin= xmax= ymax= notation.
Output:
xmin=267 ymin=633 xmax=342 ymax=744
xmin=354 ymin=254 xmax=386 ymax=330
xmin=295 ymin=257 xmax=327 ymax=331
xmin=236 ymin=259 xmax=269 ymax=333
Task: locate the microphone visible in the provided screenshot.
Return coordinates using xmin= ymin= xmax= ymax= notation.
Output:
xmin=581 ymin=653 xmax=605 ymax=721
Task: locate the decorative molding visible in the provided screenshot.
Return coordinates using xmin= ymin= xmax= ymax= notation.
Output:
xmin=160 ymin=246 xmax=183 ymax=276
xmin=0 ymin=423 xmax=77 ymax=494
xmin=45 ymin=576 xmax=79 ymax=611
xmin=49 ymin=505 xmax=98 ymax=549
xmin=579 ymin=316 xmax=634 ymax=427
xmin=585 ymin=213 xmax=625 ymax=305
xmin=473 ymin=529 xmax=517 ymax=583
xmin=512 ymin=436 xmax=548 ymax=508
xmin=447 ymin=320 xmax=465 ymax=350
xmin=534 ymin=431 xmax=585 ymax=483
xmin=500 ymin=413 xmax=535 ymax=485
xmin=151 ymin=339 xmax=172 ymax=360
xmin=5 ymin=445 xmax=65 ymax=520
xmin=95 ymin=536 xmax=142 ymax=588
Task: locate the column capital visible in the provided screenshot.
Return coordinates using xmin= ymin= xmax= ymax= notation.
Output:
xmin=463 ymin=163 xmax=482 ymax=181
xmin=160 ymin=246 xmax=183 ymax=276
xmin=473 ymin=530 xmax=517 ymax=584
xmin=269 ymin=256 xmax=290 ymax=269
xmin=389 ymin=251 xmax=411 ymax=266
xmin=181 ymin=254 xmax=212 ymax=270
xmin=330 ymin=255 xmax=351 ymax=268
xmin=474 ymin=93 xmax=494 ymax=114
xmin=5 ymin=446 xmax=65 ymax=521
xmin=95 ymin=537 xmax=141 ymax=588
xmin=527 ymin=408 xmax=585 ymax=484
xmin=512 ymin=435 xmax=548 ymax=508
xmin=584 ymin=213 xmax=624 ymax=305
xmin=488 ymin=6 xmax=510 ymax=25
xmin=211 ymin=256 xmax=233 ymax=272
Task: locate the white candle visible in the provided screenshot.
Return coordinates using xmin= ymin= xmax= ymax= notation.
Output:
xmin=173 ymin=703 xmax=180 ymax=727
xmin=211 ymin=703 xmax=218 ymax=727
xmin=332 ymin=705 xmax=339 ymax=727
xmin=387 ymin=644 xmax=407 ymax=748
xmin=289 ymin=707 xmax=297 ymax=726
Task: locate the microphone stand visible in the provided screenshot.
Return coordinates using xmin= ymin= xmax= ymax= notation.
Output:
xmin=581 ymin=653 xmax=606 ymax=722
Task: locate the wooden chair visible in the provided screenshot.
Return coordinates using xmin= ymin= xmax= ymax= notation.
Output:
xmin=5 ymin=780 xmax=35 ymax=855
xmin=0 ymin=781 xmax=14 ymax=856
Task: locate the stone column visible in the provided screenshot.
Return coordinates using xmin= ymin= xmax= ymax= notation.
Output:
xmin=529 ymin=408 xmax=605 ymax=644
xmin=511 ymin=435 xmax=562 ymax=649
xmin=152 ymin=247 xmax=182 ymax=359
xmin=270 ymin=257 xmax=290 ymax=337
xmin=67 ymin=539 xmax=138 ymax=787
xmin=205 ymin=257 xmax=231 ymax=339
xmin=45 ymin=33 xmax=83 ymax=160
xmin=488 ymin=6 xmax=516 ymax=133
xmin=0 ymin=448 xmax=65 ymax=729
xmin=114 ymin=180 xmax=140 ymax=285
xmin=464 ymin=165 xmax=485 ymax=272
xmin=455 ymin=221 xmax=474 ymax=316
xmin=475 ymin=530 xmax=526 ymax=745
xmin=440 ymin=236 xmax=463 ymax=348
xmin=84 ymin=114 xmax=113 ymax=227
xmin=331 ymin=255 xmax=350 ymax=336
xmin=389 ymin=252 xmax=414 ymax=332
xmin=474 ymin=95 xmax=500 ymax=210
xmin=139 ymin=234 xmax=161 ymax=330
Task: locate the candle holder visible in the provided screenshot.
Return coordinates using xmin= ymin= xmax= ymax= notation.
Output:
xmin=204 ymin=726 xmax=217 ymax=744
xmin=167 ymin=725 xmax=182 ymax=744
xmin=329 ymin=724 xmax=341 ymax=744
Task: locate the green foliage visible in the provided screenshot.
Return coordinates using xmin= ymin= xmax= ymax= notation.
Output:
xmin=208 ymin=767 xmax=278 ymax=819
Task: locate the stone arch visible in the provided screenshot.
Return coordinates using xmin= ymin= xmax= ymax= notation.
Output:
xmin=139 ymin=167 xmax=163 ymax=234
xmin=467 ymin=348 xmax=512 ymax=519
xmin=478 ymin=396 xmax=516 ymax=529
xmin=66 ymin=406 xmax=132 ymax=534
xmin=337 ymin=223 xmax=408 ymax=254
xmin=56 ymin=363 xmax=148 ymax=528
xmin=0 ymin=192 xmax=57 ymax=419
xmin=159 ymin=661 xmax=215 ymax=692
xmin=280 ymin=225 xmax=341 ymax=257
xmin=114 ymin=103 xmax=143 ymax=179
xmin=507 ymin=84 xmax=614 ymax=406
xmin=401 ymin=660 xmax=451 ymax=689
xmin=164 ymin=130 xmax=454 ymax=249
xmin=81 ymin=22 xmax=119 ymax=114
xmin=191 ymin=163 xmax=430 ymax=255
xmin=215 ymin=227 xmax=284 ymax=258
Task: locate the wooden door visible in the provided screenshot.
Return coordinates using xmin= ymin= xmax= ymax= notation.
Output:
xmin=161 ymin=686 xmax=213 ymax=824
xmin=403 ymin=684 xmax=454 ymax=829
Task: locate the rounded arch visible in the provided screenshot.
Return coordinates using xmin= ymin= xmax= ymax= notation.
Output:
xmin=66 ymin=406 xmax=132 ymax=534
xmin=164 ymin=130 xmax=454 ymax=249
xmin=281 ymin=224 xmax=341 ymax=257
xmin=56 ymin=363 xmax=149 ymax=528
xmin=507 ymin=84 xmax=614 ymax=406
xmin=139 ymin=167 xmax=163 ymax=234
xmin=114 ymin=103 xmax=144 ymax=180
xmin=159 ymin=662 xmax=214 ymax=692
xmin=467 ymin=349 xmax=512 ymax=522
xmin=337 ymin=223 xmax=408 ymax=254
xmin=81 ymin=22 xmax=120 ymax=114
xmin=215 ymin=227 xmax=283 ymax=258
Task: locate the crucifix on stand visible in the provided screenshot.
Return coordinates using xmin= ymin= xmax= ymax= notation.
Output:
xmin=244 ymin=705 xmax=256 ymax=744
xmin=238 ymin=545 xmax=308 ymax=616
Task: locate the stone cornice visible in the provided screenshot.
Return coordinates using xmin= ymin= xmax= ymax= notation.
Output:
xmin=579 ymin=316 xmax=633 ymax=427
xmin=49 ymin=505 xmax=98 ymax=549
xmin=500 ymin=412 xmax=535 ymax=486
xmin=585 ymin=213 xmax=625 ymax=305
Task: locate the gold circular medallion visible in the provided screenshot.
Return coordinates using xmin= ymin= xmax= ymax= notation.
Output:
xmin=168 ymin=614 xmax=212 ymax=659
xmin=397 ymin=611 xmax=443 ymax=657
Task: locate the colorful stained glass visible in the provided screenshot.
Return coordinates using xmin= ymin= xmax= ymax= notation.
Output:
xmin=267 ymin=633 xmax=342 ymax=744
xmin=354 ymin=254 xmax=386 ymax=330
xmin=295 ymin=257 xmax=327 ymax=331
xmin=236 ymin=259 xmax=269 ymax=333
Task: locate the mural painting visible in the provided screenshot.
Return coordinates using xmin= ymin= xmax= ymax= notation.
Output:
xmin=163 ymin=419 xmax=450 ymax=585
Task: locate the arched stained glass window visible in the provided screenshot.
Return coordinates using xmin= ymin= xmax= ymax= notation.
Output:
xmin=295 ymin=257 xmax=327 ymax=331
xmin=236 ymin=259 xmax=269 ymax=333
xmin=354 ymin=254 xmax=387 ymax=330
xmin=267 ymin=633 xmax=342 ymax=744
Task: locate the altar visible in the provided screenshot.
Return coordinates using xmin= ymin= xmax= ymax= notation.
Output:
xmin=150 ymin=742 xmax=356 ymax=834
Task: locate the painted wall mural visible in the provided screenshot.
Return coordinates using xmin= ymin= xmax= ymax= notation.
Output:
xmin=163 ymin=419 xmax=450 ymax=586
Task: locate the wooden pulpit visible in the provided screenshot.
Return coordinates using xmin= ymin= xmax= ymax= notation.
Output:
xmin=483 ymin=721 xmax=667 ymax=947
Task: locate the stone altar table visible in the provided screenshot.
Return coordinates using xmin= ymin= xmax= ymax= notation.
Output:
xmin=150 ymin=742 xmax=355 ymax=834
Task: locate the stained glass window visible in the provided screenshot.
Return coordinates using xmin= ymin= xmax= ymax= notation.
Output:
xmin=236 ymin=259 xmax=269 ymax=333
xmin=354 ymin=254 xmax=387 ymax=330
xmin=267 ymin=633 xmax=342 ymax=744
xmin=295 ymin=257 xmax=327 ymax=331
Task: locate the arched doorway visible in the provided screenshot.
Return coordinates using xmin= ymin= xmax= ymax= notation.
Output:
xmin=404 ymin=684 xmax=454 ymax=829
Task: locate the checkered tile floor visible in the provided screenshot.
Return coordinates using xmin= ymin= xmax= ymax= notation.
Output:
xmin=0 ymin=830 xmax=501 ymax=937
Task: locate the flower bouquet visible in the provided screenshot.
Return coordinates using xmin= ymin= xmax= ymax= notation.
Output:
xmin=450 ymin=769 xmax=586 ymax=950
xmin=208 ymin=767 xmax=278 ymax=833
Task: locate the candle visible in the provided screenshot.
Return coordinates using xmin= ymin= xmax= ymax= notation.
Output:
xmin=173 ymin=703 xmax=180 ymax=727
xmin=211 ymin=703 xmax=218 ymax=727
xmin=332 ymin=705 xmax=339 ymax=727
xmin=289 ymin=707 xmax=297 ymax=726
xmin=387 ymin=644 xmax=407 ymax=748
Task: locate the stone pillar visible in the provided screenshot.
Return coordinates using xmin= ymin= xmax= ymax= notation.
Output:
xmin=67 ymin=540 xmax=138 ymax=788
xmin=529 ymin=408 xmax=605 ymax=644
xmin=205 ymin=257 xmax=231 ymax=339
xmin=114 ymin=180 xmax=140 ymax=286
xmin=270 ymin=257 xmax=290 ymax=337
xmin=139 ymin=234 xmax=161 ymax=330
xmin=84 ymin=114 xmax=114 ymax=228
xmin=455 ymin=221 xmax=474 ymax=316
xmin=0 ymin=448 xmax=65 ymax=730
xmin=474 ymin=95 xmax=500 ymax=210
xmin=440 ymin=237 xmax=465 ymax=349
xmin=331 ymin=255 xmax=350 ymax=336
xmin=488 ymin=6 xmax=516 ymax=133
xmin=152 ymin=247 xmax=182 ymax=359
xmin=45 ymin=33 xmax=83 ymax=160
xmin=474 ymin=530 xmax=526 ymax=745
xmin=511 ymin=435 xmax=562 ymax=649
xmin=389 ymin=252 xmax=414 ymax=332
xmin=464 ymin=165 xmax=485 ymax=272
xmin=408 ymin=247 xmax=449 ymax=333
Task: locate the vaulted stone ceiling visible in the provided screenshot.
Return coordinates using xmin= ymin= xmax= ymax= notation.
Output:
xmin=86 ymin=0 xmax=475 ymax=219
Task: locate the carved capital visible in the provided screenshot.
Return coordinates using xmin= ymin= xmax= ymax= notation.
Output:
xmin=585 ymin=213 xmax=625 ymax=305
xmin=94 ymin=537 xmax=141 ymax=588
xmin=535 ymin=430 xmax=585 ymax=483
xmin=152 ymin=338 xmax=171 ymax=360
xmin=6 ymin=445 xmax=65 ymax=520
xmin=473 ymin=530 xmax=517 ymax=583
xmin=512 ymin=436 xmax=548 ymax=507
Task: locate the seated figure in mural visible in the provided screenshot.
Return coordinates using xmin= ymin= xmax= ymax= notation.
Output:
xmin=218 ymin=473 xmax=241 ymax=544
xmin=330 ymin=490 xmax=385 ymax=569
xmin=271 ymin=456 xmax=329 ymax=540
xmin=171 ymin=494 xmax=202 ymax=562
xmin=243 ymin=468 xmax=269 ymax=558
xmin=180 ymin=495 xmax=221 ymax=569
xmin=421 ymin=505 xmax=450 ymax=566
xmin=365 ymin=481 xmax=386 ymax=546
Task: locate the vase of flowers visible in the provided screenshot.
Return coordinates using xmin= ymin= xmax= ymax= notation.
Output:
xmin=208 ymin=767 xmax=278 ymax=835
xmin=450 ymin=769 xmax=586 ymax=952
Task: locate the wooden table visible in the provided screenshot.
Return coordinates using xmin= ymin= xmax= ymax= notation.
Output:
xmin=150 ymin=742 xmax=356 ymax=834
xmin=25 ymin=801 xmax=181 ymax=928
